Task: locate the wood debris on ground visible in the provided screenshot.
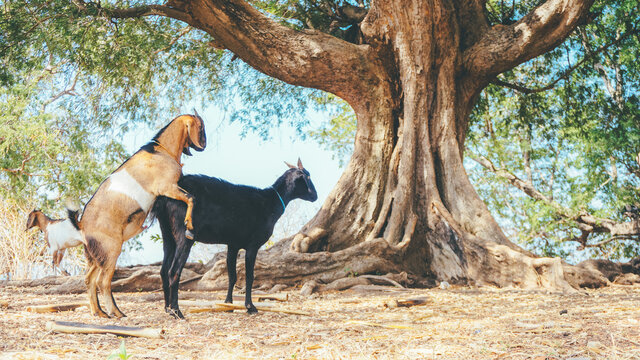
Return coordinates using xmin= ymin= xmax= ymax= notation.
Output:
xmin=0 ymin=284 xmax=638 ymax=359
xmin=46 ymin=321 xmax=164 ymax=339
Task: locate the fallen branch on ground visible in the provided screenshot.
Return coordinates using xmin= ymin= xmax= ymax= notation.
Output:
xmin=359 ymin=275 xmax=405 ymax=288
xmin=46 ymin=321 xmax=164 ymax=339
xmin=384 ymin=297 xmax=430 ymax=308
xmin=27 ymin=303 xmax=86 ymax=313
xmin=346 ymin=320 xmax=415 ymax=330
xmin=188 ymin=302 xmax=311 ymax=316
xmin=180 ymin=300 xmax=275 ymax=308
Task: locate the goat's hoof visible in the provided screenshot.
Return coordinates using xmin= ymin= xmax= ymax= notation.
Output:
xmin=167 ymin=308 xmax=184 ymax=319
xmin=93 ymin=310 xmax=110 ymax=318
xmin=185 ymin=229 xmax=194 ymax=240
xmin=111 ymin=311 xmax=126 ymax=319
xmin=247 ymin=306 xmax=258 ymax=315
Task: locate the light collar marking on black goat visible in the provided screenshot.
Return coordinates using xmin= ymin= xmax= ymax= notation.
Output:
xmin=152 ymin=140 xmax=183 ymax=167
xmin=271 ymin=186 xmax=286 ymax=212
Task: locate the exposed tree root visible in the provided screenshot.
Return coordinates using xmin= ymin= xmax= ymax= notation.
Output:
xmin=196 ymin=238 xmax=405 ymax=291
xmin=4 ymin=244 xmax=638 ymax=295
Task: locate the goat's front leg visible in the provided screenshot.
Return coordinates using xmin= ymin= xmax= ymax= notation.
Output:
xmin=159 ymin=185 xmax=195 ymax=239
xmin=244 ymin=246 xmax=259 ymax=314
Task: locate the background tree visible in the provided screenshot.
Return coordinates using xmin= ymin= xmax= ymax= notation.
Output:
xmin=2 ymin=0 xmax=637 ymax=289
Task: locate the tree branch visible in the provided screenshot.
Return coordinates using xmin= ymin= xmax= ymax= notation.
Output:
xmin=1 ymin=155 xmax=34 ymax=176
xmin=94 ymin=0 xmax=375 ymax=109
xmin=464 ymin=0 xmax=595 ymax=78
xmin=579 ymin=235 xmax=639 ymax=249
xmin=490 ymin=27 xmax=638 ymax=94
xmin=78 ymin=1 xmax=193 ymax=24
xmin=41 ymin=72 xmax=79 ymax=112
xmin=470 ymin=154 xmax=640 ymax=247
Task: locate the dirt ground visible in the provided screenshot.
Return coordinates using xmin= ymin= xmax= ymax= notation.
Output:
xmin=0 ymin=284 xmax=639 ymax=360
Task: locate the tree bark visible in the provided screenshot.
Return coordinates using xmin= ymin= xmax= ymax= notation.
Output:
xmin=102 ymin=0 xmax=602 ymax=290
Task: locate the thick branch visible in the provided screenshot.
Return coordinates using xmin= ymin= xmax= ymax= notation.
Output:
xmin=464 ymin=0 xmax=595 ymax=77
xmin=100 ymin=0 xmax=377 ymax=108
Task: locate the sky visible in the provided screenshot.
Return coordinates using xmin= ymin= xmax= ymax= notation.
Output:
xmin=118 ymin=105 xmax=345 ymax=266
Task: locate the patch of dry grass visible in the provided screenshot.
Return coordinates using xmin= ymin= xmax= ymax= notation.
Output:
xmin=0 ymin=285 xmax=638 ymax=359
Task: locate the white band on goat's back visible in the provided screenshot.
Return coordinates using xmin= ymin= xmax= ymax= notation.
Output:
xmin=47 ymin=219 xmax=84 ymax=250
xmin=108 ymin=169 xmax=155 ymax=212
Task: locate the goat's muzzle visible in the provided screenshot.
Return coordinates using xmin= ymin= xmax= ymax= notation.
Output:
xmin=183 ymin=130 xmax=206 ymax=156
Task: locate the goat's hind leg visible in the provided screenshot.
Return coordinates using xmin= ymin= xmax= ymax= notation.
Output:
xmin=86 ymin=261 xmax=108 ymax=318
xmin=225 ymin=246 xmax=239 ymax=304
xmin=160 ymin=237 xmax=176 ymax=313
xmin=97 ymin=244 xmax=126 ymax=318
xmin=167 ymin=238 xmax=195 ymax=319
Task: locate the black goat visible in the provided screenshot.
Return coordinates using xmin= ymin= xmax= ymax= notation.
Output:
xmin=153 ymin=159 xmax=318 ymax=318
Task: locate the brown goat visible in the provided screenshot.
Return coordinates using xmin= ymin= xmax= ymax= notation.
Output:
xmin=26 ymin=209 xmax=83 ymax=271
xmin=75 ymin=113 xmax=206 ymax=318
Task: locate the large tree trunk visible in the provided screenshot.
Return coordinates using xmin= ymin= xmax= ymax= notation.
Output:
xmin=106 ymin=0 xmax=599 ymax=290
xmin=270 ymin=1 xmax=575 ymax=292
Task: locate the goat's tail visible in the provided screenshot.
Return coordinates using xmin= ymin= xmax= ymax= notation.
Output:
xmin=67 ymin=208 xmax=82 ymax=231
xmin=151 ymin=196 xmax=168 ymax=219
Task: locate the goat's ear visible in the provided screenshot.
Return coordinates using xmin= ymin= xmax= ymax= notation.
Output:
xmin=185 ymin=115 xmax=206 ymax=152
xmin=285 ymin=161 xmax=296 ymax=169
xmin=25 ymin=211 xmax=36 ymax=231
xmin=297 ymin=158 xmax=304 ymax=169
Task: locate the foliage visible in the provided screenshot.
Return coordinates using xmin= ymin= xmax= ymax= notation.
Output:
xmin=0 ymin=0 xmax=330 ymax=214
xmin=466 ymin=0 xmax=640 ymax=261
xmin=250 ymin=0 xmax=369 ymax=41
xmin=107 ymin=340 xmax=132 ymax=360
xmin=308 ymin=94 xmax=356 ymax=166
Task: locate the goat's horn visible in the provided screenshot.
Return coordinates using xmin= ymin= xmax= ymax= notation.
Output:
xmin=193 ymin=108 xmax=201 ymax=118
xmin=297 ymin=158 xmax=304 ymax=169
xmin=285 ymin=161 xmax=296 ymax=169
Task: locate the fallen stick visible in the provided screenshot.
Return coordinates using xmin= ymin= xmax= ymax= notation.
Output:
xmin=346 ymin=320 xmax=415 ymax=330
xmin=359 ymin=275 xmax=405 ymax=288
xmin=384 ymin=297 xmax=430 ymax=309
xmin=180 ymin=300 xmax=275 ymax=308
xmin=46 ymin=321 xmax=164 ymax=339
xmin=255 ymin=293 xmax=288 ymax=302
xmin=27 ymin=303 xmax=87 ymax=313
xmin=189 ymin=303 xmax=311 ymax=316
